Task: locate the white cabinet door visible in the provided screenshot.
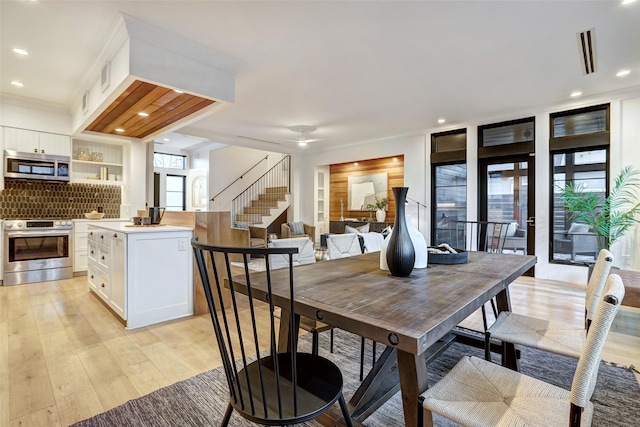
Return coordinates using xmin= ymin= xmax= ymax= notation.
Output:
xmin=4 ymin=127 xmax=39 ymax=153
xmin=110 ymin=232 xmax=126 ymax=319
xmin=3 ymin=127 xmax=70 ymax=156
xmin=39 ymin=132 xmax=71 ymax=157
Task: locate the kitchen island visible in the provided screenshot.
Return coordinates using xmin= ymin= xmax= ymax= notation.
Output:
xmin=87 ymin=222 xmax=194 ymax=329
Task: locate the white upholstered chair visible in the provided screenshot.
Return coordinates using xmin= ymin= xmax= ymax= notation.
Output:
xmin=326 ymin=233 xmax=362 ymax=259
xmin=485 ymin=248 xmax=613 ymax=362
xmin=420 ymin=274 xmax=624 ymax=427
xmin=268 ymin=237 xmax=316 ymax=269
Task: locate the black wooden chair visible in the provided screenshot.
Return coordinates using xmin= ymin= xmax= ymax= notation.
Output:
xmin=449 ymin=220 xmax=512 ymax=331
xmin=191 ymin=239 xmax=353 ymax=427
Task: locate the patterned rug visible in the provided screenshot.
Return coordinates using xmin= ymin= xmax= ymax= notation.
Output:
xmin=72 ymin=329 xmax=640 ymax=426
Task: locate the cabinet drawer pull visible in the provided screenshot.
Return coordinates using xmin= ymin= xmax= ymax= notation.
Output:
xmin=90 ymin=275 xmax=94 ymax=279
xmin=100 ymin=235 xmax=104 ymax=239
xmin=90 ymin=250 xmax=94 ymax=255
xmin=114 ymin=233 xmax=118 ymax=238
xmin=101 ymin=283 xmax=105 ymax=288
xmin=90 ymin=232 xmax=93 ymax=236
xmin=101 ymin=255 xmax=105 ymax=260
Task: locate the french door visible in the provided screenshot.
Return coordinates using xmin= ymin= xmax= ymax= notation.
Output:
xmin=479 ymin=155 xmax=535 ymax=273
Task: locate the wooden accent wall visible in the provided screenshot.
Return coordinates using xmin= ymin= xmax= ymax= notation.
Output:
xmin=329 ymin=155 xmax=404 ymax=221
xmin=163 ymin=211 xmax=231 ymax=315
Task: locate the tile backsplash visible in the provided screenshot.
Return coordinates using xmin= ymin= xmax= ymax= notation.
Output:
xmin=0 ymin=180 xmax=121 ymax=219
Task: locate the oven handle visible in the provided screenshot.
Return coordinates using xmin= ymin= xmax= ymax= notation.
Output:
xmin=6 ymin=229 xmax=72 ymax=238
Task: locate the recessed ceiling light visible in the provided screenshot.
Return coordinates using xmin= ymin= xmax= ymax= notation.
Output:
xmin=616 ymin=69 xmax=631 ymax=77
xmin=570 ymin=91 xmax=582 ymax=98
xmin=298 ymin=141 xmax=308 ymax=147
xmin=115 ymin=128 xmax=125 ymax=133
xmin=622 ymin=0 xmax=636 ymax=5
xmin=13 ymin=48 xmax=28 ymax=56
xmin=437 ymin=118 xmax=446 ymax=124
xmin=354 ymin=162 xmax=359 ymax=166
xmin=10 ymin=80 xmax=24 ymax=87
xmin=138 ymin=112 xmax=149 ymax=117
xmin=163 ymin=138 xmax=170 ymax=142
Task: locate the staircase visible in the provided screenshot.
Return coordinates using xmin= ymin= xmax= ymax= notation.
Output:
xmin=232 ymin=156 xmax=291 ymax=226
xmin=234 ymin=186 xmax=289 ymax=224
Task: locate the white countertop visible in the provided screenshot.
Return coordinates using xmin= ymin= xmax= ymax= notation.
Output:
xmin=88 ymin=222 xmax=193 ymax=234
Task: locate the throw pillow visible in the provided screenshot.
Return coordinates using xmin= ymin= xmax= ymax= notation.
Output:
xmin=506 ymin=222 xmax=519 ymax=237
xmin=568 ymin=222 xmax=590 ymax=234
xmin=288 ymin=221 xmax=305 ymax=235
xmin=345 ymin=223 xmax=370 ymax=234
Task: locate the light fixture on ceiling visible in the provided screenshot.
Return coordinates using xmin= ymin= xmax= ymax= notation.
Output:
xmin=138 ymin=112 xmax=149 ymax=117
xmin=622 ymin=0 xmax=637 ymax=4
xmin=13 ymin=48 xmax=28 ymax=56
xmin=10 ymin=80 xmax=24 ymax=87
xmin=437 ymin=118 xmax=446 ymax=124
xmin=115 ymin=128 xmax=125 ymax=133
xmin=570 ymin=91 xmax=582 ymax=98
xmin=288 ymin=125 xmax=322 ymax=147
xmin=616 ymin=69 xmax=631 ymax=77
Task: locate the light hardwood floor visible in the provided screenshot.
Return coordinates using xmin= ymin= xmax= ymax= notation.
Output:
xmin=1 ymin=274 xmax=638 ymax=426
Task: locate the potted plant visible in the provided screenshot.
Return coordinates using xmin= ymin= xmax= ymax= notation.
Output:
xmin=559 ymin=165 xmax=640 ymax=258
xmin=367 ymin=196 xmax=389 ymax=222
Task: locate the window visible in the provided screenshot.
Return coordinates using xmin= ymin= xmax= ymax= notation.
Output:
xmin=154 ymin=152 xmax=186 ymax=169
xmin=166 ymin=174 xmax=186 ymax=211
xmin=549 ymin=104 xmax=609 ymax=264
xmin=431 ymin=129 xmax=467 ymax=245
xmin=432 ymin=163 xmax=467 ymax=245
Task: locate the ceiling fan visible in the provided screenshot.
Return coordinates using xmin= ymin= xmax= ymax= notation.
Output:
xmin=285 ymin=125 xmax=324 ymax=147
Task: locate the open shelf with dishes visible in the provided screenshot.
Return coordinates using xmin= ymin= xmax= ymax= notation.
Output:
xmin=71 ymin=139 xmax=124 ymax=185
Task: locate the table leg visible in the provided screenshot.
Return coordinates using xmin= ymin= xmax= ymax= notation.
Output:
xmin=277 ymin=309 xmax=300 ymax=353
xmin=494 ymin=287 xmax=519 ymax=371
xmin=397 ymin=349 xmax=428 ymax=427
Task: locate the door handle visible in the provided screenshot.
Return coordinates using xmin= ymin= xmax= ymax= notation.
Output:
xmin=526 ymin=217 xmax=535 ymax=226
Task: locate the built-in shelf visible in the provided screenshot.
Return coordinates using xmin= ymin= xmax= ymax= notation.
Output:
xmin=71 ymin=139 xmax=124 ymax=185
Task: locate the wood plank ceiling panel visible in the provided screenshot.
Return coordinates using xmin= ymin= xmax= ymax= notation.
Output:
xmin=85 ymin=80 xmax=216 ymax=139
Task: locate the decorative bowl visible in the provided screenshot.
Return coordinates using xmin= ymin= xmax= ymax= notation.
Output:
xmin=427 ymin=248 xmax=468 ymax=265
xmin=84 ymin=212 xmax=105 ymax=220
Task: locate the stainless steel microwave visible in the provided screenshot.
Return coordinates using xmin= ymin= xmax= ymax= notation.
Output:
xmin=4 ymin=150 xmax=70 ymax=182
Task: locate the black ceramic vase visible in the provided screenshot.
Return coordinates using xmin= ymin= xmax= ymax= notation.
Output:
xmin=386 ymin=187 xmax=415 ymax=277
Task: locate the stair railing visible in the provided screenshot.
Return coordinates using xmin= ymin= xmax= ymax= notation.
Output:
xmin=231 ymin=155 xmax=291 ymax=224
xmin=210 ymin=155 xmax=269 ymax=202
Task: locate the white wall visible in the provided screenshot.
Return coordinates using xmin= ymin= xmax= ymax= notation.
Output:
xmin=1 ymin=96 xmax=71 ymax=134
xmin=298 ymin=134 xmax=429 ymax=236
xmin=208 ymin=145 xmax=287 ymax=212
xmin=615 ymin=96 xmax=640 ymax=270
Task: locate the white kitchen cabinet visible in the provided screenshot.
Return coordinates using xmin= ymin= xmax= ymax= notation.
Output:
xmin=87 ymin=227 xmax=125 ymax=318
xmin=3 ymin=127 xmax=71 ymax=157
xmin=87 ymin=223 xmax=193 ymax=329
xmin=71 ymin=139 xmax=124 ymax=185
xmin=73 ymin=219 xmax=128 ymax=273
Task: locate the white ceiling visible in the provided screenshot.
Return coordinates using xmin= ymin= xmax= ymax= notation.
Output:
xmin=2 ymin=1 xmax=639 ymax=153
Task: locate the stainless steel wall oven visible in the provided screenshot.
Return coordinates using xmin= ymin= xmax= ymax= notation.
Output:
xmin=3 ymin=219 xmax=73 ymax=285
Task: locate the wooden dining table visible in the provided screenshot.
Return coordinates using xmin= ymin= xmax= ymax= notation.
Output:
xmin=230 ymin=250 xmax=537 ymax=427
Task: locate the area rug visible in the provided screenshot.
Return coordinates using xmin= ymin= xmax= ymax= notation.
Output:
xmin=73 ymin=329 xmax=640 ymax=427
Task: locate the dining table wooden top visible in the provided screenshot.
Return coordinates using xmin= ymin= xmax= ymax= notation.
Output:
xmin=230 ymin=251 xmax=537 ymax=356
